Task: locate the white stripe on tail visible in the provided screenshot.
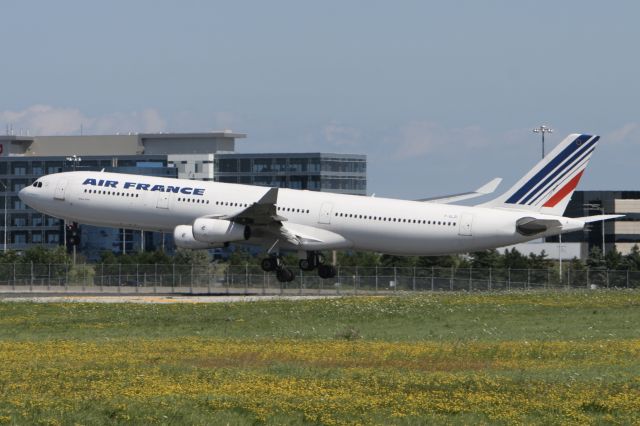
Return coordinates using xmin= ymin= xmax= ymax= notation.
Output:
xmin=481 ymin=133 xmax=599 ymax=216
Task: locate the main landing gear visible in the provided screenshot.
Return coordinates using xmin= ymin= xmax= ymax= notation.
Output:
xmin=260 ymin=251 xmax=337 ymax=283
xmin=260 ymin=255 xmax=295 ymax=282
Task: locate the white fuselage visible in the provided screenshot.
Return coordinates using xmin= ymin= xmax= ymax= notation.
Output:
xmin=19 ymin=171 xmax=579 ymax=255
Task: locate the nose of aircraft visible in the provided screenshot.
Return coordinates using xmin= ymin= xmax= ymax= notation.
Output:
xmin=18 ymin=186 xmax=30 ymax=204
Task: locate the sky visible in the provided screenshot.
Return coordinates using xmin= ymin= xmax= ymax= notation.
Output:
xmin=1 ymin=0 xmax=639 ymax=199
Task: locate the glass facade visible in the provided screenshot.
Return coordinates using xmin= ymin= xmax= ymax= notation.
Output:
xmin=547 ymin=190 xmax=638 ymax=254
xmin=215 ymin=153 xmax=366 ymax=195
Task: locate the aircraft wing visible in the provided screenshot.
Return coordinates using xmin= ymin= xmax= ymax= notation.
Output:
xmin=417 ymin=177 xmax=502 ymax=204
xmin=227 ymin=187 xmax=287 ymax=226
xmin=226 ymin=187 xmax=352 ymax=250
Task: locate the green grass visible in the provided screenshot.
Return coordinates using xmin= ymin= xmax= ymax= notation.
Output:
xmin=0 ymin=291 xmax=639 ymax=424
xmin=1 ymin=291 xmax=639 ymax=342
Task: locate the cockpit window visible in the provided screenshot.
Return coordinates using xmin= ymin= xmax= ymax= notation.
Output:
xmin=32 ymin=181 xmax=43 ymax=188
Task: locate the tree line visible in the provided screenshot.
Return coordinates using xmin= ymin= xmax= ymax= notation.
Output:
xmin=2 ymin=244 xmax=640 ymax=271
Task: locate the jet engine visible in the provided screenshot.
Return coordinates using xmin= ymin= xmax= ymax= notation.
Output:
xmin=192 ymin=218 xmax=251 ymax=244
xmin=173 ymin=225 xmax=225 ymax=249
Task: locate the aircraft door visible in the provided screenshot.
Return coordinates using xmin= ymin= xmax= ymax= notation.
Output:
xmin=318 ymin=202 xmax=333 ymax=224
xmin=54 ymin=179 xmax=67 ymax=201
xmin=458 ymin=213 xmax=473 ymax=236
xmin=156 ymin=193 xmax=170 ymax=209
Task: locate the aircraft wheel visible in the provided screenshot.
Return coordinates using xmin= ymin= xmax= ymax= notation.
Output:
xmin=299 ymin=258 xmax=315 ymax=271
xmin=276 ymin=267 xmax=295 ymax=283
xmin=318 ymin=264 xmax=336 ymax=279
xmin=261 ymin=257 xmax=278 ymax=272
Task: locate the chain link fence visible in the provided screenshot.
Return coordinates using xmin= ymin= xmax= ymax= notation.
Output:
xmin=0 ymin=263 xmax=639 ymax=295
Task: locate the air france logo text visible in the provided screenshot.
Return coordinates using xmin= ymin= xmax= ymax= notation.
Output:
xmin=82 ymin=178 xmax=205 ymax=196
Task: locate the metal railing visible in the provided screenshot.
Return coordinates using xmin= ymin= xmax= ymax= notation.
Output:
xmin=0 ymin=263 xmax=637 ymax=295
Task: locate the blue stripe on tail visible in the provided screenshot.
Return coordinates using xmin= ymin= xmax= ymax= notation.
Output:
xmin=505 ymin=134 xmax=593 ymax=204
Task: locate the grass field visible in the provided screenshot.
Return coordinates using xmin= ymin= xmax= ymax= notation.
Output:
xmin=1 ymin=292 xmax=640 ymax=425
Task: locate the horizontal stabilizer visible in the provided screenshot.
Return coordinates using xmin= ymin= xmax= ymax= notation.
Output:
xmin=418 ymin=177 xmax=502 ymax=204
xmin=578 ymin=214 xmax=625 ymax=223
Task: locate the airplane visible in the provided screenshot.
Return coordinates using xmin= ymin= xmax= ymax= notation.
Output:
xmin=19 ymin=133 xmax=622 ymax=283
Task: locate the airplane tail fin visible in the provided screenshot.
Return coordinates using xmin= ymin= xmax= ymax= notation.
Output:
xmin=481 ymin=134 xmax=599 ymax=216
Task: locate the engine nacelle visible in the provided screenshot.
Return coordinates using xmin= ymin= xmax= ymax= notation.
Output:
xmin=173 ymin=225 xmax=225 ymax=249
xmin=192 ymin=218 xmax=251 ymax=244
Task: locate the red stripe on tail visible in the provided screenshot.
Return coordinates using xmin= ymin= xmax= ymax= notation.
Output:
xmin=543 ymin=170 xmax=584 ymax=208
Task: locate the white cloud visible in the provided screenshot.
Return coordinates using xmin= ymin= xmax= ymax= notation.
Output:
xmin=606 ymin=123 xmax=640 ymax=144
xmin=323 ymin=122 xmax=362 ymax=147
xmin=0 ymin=105 xmax=167 ymax=136
xmin=390 ymin=121 xmax=488 ymax=159
xmin=213 ymin=111 xmax=237 ymax=131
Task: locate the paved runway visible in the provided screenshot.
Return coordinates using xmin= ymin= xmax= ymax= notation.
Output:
xmin=0 ymin=294 xmax=340 ymax=304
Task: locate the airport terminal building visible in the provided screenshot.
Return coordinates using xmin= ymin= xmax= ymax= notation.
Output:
xmin=0 ymin=132 xmax=366 ymax=257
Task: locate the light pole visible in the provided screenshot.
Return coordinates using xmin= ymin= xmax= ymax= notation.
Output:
xmin=0 ymin=180 xmax=7 ymax=252
xmin=65 ymin=155 xmax=82 ymax=171
xmin=584 ymin=203 xmax=606 ymax=255
xmin=533 ymin=125 xmax=553 ymax=159
xmin=533 ymin=125 xmax=561 ymax=278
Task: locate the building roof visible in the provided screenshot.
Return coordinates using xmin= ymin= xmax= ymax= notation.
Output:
xmin=0 ymin=131 xmax=246 ymax=157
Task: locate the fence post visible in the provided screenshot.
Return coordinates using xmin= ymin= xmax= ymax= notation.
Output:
xmin=527 ymin=268 xmax=530 ymax=291
xmin=627 ymin=269 xmax=630 ymax=288
xmin=154 ymin=263 xmax=158 ymax=294
xmin=393 ymin=267 xmax=397 ymax=293
xmin=586 ymin=268 xmax=590 ymax=289
xmin=83 ymin=264 xmax=87 ymax=291
xmin=190 ymin=264 xmax=194 ymax=294
xmin=355 ymin=266 xmax=358 ymax=295
xmin=567 ymin=268 xmax=571 ymax=290
xmin=100 ymin=263 xmax=104 ymax=291
xmin=606 ymin=270 xmax=610 ymax=288
xmin=507 ymin=268 xmax=511 ymax=291
xmin=30 ymin=261 xmax=33 ymax=291
xmin=263 ymin=271 xmax=266 ymax=295
xmin=375 ymin=265 xmax=378 ymax=294
xmin=547 ymin=268 xmax=550 ymax=289
xmin=299 ymin=269 xmax=303 ymax=296
xmin=245 ymin=263 xmax=249 ymax=295
xmin=412 ymin=267 xmax=416 ymax=292
xmin=450 ymin=266 xmax=454 ymax=291
xmin=47 ymin=263 xmax=51 ymax=291
xmin=431 ymin=266 xmax=435 ymax=291
xmin=488 ymin=267 xmax=492 ymax=291
xmin=469 ymin=267 xmax=472 ymax=292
